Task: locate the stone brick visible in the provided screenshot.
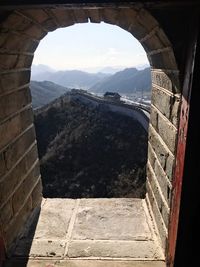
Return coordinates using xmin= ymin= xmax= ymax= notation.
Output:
xmin=0 ymin=87 xmax=31 ymax=121
xmin=147 ymin=164 xmax=169 ymax=215
xmin=0 ymin=31 xmax=8 ymax=47
xmin=0 ymin=108 xmax=33 ymax=150
xmin=73 ymin=9 xmax=88 ymax=23
xmin=116 ymin=9 xmax=139 ymax=33
xmin=154 ymin=160 xmax=172 ymax=205
xmin=148 ymin=124 xmax=175 ymax=181
xmin=1 ymin=13 xmax=33 ymax=31
xmin=12 ymin=162 xmax=40 ymax=214
xmin=31 ymin=179 xmax=43 ymax=210
xmin=41 ymin=18 xmax=57 ymax=32
xmin=142 ymin=27 xmax=171 ymax=52
xmin=27 ymin=9 xmax=58 ymax=32
xmin=0 ymin=54 xmax=33 ymax=70
xmin=0 ymin=70 xmax=30 ymax=95
xmin=147 ymin=143 xmax=156 ymax=169
xmin=150 ymin=106 xmax=178 ymax=154
xmin=0 ymin=153 xmax=6 ymax=177
xmin=20 ymin=9 xmax=50 ymax=24
xmin=142 ymin=34 xmax=164 ymax=53
xmin=165 ymin=155 xmax=174 ymax=182
xmin=4 ymin=197 xmax=32 ymax=250
xmin=150 ymin=49 xmax=177 ymax=70
xmin=87 ymin=9 xmax=101 ymax=23
xmin=146 ymin=182 xmax=167 ymax=251
xmin=101 ymin=8 xmax=119 ymax=25
xmin=0 ymin=199 xmax=13 ymax=231
xmin=151 ymin=86 xmax=180 ymax=127
xmin=151 ymin=69 xmax=180 ymax=93
xmin=3 ymin=126 xmax=36 ymax=171
xmin=51 ymin=9 xmax=75 ymax=27
xmin=0 ymin=144 xmax=38 ymax=208
xmin=0 ymin=31 xmax=39 ymax=52
xmin=137 ymin=9 xmax=158 ymax=32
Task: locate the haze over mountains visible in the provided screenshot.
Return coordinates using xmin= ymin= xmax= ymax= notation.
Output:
xmin=90 ymin=67 xmax=151 ymax=94
xmin=31 ymin=65 xmax=151 ymax=107
xmin=31 ymin=65 xmax=110 ymax=89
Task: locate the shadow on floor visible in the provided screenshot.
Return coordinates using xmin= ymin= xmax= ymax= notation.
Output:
xmin=3 ymin=207 xmax=41 ymax=267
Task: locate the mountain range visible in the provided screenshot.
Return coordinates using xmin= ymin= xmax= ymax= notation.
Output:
xmin=30 ymin=66 xmax=151 ymax=108
xmin=90 ymin=67 xmax=151 ymax=94
xmin=30 ymin=80 xmax=70 ymax=108
xmin=31 ymin=68 xmax=110 ymax=89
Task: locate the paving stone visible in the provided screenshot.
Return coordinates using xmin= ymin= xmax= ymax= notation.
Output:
xmin=33 ymin=199 xmax=76 ymax=239
xmin=72 ymin=198 xmax=152 ymax=241
xmin=6 ymin=198 xmax=165 ymax=266
xmin=67 ymin=240 xmax=163 ymax=259
xmin=14 ymin=239 xmax=66 ymax=258
xmin=4 ymin=259 xmax=166 ymax=267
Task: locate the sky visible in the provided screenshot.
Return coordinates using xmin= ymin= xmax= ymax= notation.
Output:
xmin=33 ymin=22 xmax=149 ymax=72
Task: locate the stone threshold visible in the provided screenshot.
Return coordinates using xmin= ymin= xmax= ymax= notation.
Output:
xmin=4 ymin=198 xmax=165 ymax=267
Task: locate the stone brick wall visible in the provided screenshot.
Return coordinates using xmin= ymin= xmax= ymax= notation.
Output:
xmin=0 ymin=42 xmax=42 ymax=252
xmin=146 ymin=69 xmax=180 ymax=250
xmin=0 ymin=6 xmax=181 ymax=256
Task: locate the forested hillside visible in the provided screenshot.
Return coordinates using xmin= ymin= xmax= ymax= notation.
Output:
xmin=34 ymin=94 xmax=148 ymax=198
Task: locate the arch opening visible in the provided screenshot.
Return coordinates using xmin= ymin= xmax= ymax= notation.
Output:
xmin=31 ymin=22 xmax=150 ymax=199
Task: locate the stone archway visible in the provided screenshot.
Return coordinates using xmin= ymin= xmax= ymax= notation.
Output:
xmin=0 ymin=5 xmax=180 ymax=262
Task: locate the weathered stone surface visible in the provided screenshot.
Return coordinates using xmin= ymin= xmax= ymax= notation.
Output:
xmin=141 ymin=26 xmax=171 ymax=52
xmin=1 ymin=13 xmax=32 ymax=31
xmin=146 ymin=164 xmax=169 ymax=229
xmin=12 ymin=162 xmax=40 ymax=214
xmin=146 ymin=183 xmax=167 ymax=251
xmin=33 ymin=199 xmax=76 ymax=239
xmin=137 ymin=9 xmax=158 ymax=32
xmin=73 ymin=9 xmax=88 ymax=23
xmin=4 ymin=259 xmax=166 ymax=267
xmin=3 ymin=126 xmax=36 ymax=170
xmin=150 ymin=49 xmax=177 ymax=70
xmin=72 ymin=198 xmax=152 ymax=241
xmin=148 ymin=144 xmax=172 ymax=205
xmin=0 ymin=199 xmax=13 ymax=230
xmin=148 ymin=125 xmax=175 ymax=181
xmin=0 ymin=71 xmax=30 ymax=95
xmin=0 ymin=87 xmax=31 ymax=121
xmin=20 ymin=9 xmax=49 ymax=24
xmin=15 ymin=239 xmax=66 ymax=258
xmin=154 ymin=160 xmax=172 ymax=205
xmin=51 ymin=9 xmax=75 ymax=27
xmin=0 ymin=152 xmax=6 ymax=176
xmin=147 ymin=142 xmax=156 ymax=169
xmin=0 ymin=108 xmax=33 ymax=150
xmin=4 ymin=197 xmax=32 ymax=250
xmin=0 ymin=54 xmax=33 ymax=70
xmin=142 ymin=34 xmax=164 ymax=53
xmin=0 ymin=144 xmax=38 ymax=208
xmin=151 ymin=86 xmax=180 ymax=127
xmin=68 ymin=240 xmax=163 ymax=259
xmin=87 ymin=9 xmax=101 ymax=23
xmin=31 ymin=179 xmax=43 ymax=210
xmin=150 ymin=106 xmax=177 ymax=154
xmin=151 ymin=69 xmax=180 ymax=93
xmin=101 ymin=8 xmax=119 ymax=25
xmin=0 ymin=32 xmax=38 ymax=52
xmin=6 ymin=198 xmax=164 ymax=263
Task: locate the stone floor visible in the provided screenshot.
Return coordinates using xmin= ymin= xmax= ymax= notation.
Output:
xmin=5 ymin=198 xmax=166 ymax=267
